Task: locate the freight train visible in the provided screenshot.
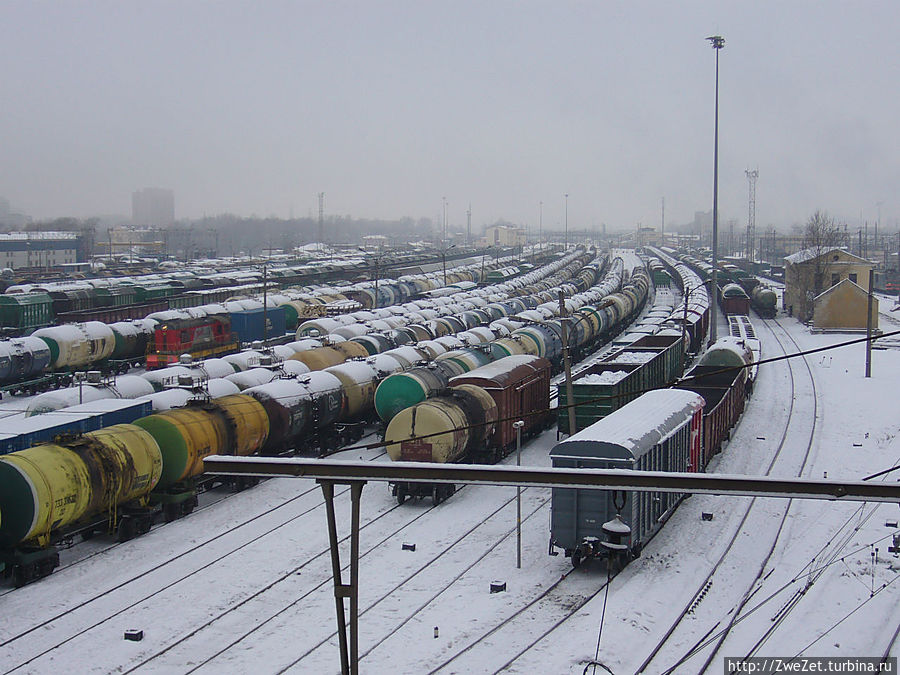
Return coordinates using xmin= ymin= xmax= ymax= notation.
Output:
xmin=0 ymin=254 xmax=609 ymax=584
xmin=549 ymin=335 xmax=754 ymax=568
xmin=373 ymin=263 xmax=649 ymax=426
xmin=0 ymin=251 xmax=549 ymax=394
xmin=383 ymin=355 xmax=553 ymax=503
xmin=0 ymin=362 xmax=380 ymax=585
xmin=0 ymin=248 xmax=528 ymax=334
xmin=2 ymin=250 xmax=596 ymax=422
xmin=375 ymin=265 xmax=653 ymax=505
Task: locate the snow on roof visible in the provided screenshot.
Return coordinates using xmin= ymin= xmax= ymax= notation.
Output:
xmin=551 ymin=389 xmax=705 ymax=461
xmin=812 ymin=276 xmax=869 ymax=301
xmin=0 ymin=231 xmax=78 ymax=241
xmin=784 ymin=246 xmax=872 ymax=265
xmin=451 ymin=354 xmax=540 ymax=380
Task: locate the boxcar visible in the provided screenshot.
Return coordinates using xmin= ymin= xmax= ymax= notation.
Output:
xmin=449 ymin=354 xmax=552 ymax=450
xmin=549 ymin=389 xmax=705 ymax=567
xmin=0 ymin=293 xmax=53 ymax=333
xmin=56 ymin=300 xmax=169 ymax=325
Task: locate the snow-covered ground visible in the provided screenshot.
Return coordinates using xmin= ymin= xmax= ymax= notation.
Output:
xmin=3 ymin=287 xmax=899 ymax=674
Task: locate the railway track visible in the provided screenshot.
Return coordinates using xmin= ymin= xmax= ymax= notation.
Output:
xmin=117 ymin=487 xmax=552 ymax=673
xmin=424 ymin=554 xmax=607 ymax=674
xmin=0 ymin=444 xmax=388 ymax=672
xmin=0 ymin=257 xmax=663 ymax=672
xmin=0 ymin=480 xmax=349 ymax=672
xmin=0 ymin=426 xmax=387 ymax=599
xmin=633 ymin=316 xmax=819 ymax=674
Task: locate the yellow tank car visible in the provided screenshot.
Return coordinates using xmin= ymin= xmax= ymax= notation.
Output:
xmin=0 ymin=424 xmax=162 ymax=549
xmin=134 ymin=395 xmax=269 ymax=489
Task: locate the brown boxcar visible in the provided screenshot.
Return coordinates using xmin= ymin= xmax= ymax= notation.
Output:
xmin=56 ymin=300 xmax=169 ymax=325
xmin=449 ymin=354 xmax=552 ymax=452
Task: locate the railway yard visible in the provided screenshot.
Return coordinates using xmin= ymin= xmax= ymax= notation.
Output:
xmin=1 ymin=248 xmax=899 ymax=674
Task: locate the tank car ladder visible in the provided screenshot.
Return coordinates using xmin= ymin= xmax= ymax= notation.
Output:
xmin=319 ymin=479 xmax=365 ymax=675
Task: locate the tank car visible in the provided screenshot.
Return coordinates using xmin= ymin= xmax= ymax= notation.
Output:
xmin=0 ymin=336 xmax=52 ymax=383
xmin=697 ymin=336 xmax=753 ymax=386
xmin=133 ymin=394 xmax=269 ymax=516
xmin=0 ymin=424 xmax=163 ymax=585
xmin=384 ymin=355 xmax=551 ymax=504
xmin=32 ymin=322 xmax=116 ymax=369
xmin=750 ymin=284 xmax=778 ymax=319
xmin=374 ymin=361 xmax=460 ymax=423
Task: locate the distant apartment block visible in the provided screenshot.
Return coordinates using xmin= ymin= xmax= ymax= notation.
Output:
xmin=132 ymin=188 xmax=175 ymax=227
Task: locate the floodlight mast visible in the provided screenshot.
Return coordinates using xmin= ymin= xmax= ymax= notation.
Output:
xmin=706 ymin=34 xmax=725 ymax=345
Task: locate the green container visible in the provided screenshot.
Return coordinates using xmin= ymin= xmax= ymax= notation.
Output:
xmin=557 ymin=363 xmax=643 ymax=434
xmin=0 ymin=293 xmax=53 ymax=331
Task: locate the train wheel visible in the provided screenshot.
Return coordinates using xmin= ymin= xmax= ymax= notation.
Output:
xmin=181 ymin=499 xmax=196 ymax=516
xmin=13 ymin=564 xmax=32 ymax=588
xmin=117 ymin=517 xmax=136 ymax=542
xmin=136 ymin=516 xmax=152 ymax=535
xmin=396 ymin=487 xmax=407 ymax=505
xmin=163 ymin=503 xmax=181 ymax=523
xmin=571 ymin=550 xmax=582 ymax=569
xmin=432 ymin=486 xmax=443 ymax=505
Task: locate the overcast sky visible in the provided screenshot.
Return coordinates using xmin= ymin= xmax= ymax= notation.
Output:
xmin=1 ymin=1 xmax=897 ymax=232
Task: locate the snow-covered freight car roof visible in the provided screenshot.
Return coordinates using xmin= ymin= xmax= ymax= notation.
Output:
xmin=551 ymin=389 xmax=705 ymax=462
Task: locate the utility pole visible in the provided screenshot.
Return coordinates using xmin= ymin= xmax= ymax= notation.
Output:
xmin=262 ymin=263 xmax=268 ymax=346
xmin=866 ymin=268 xmax=874 ymax=378
xmin=466 ymin=204 xmax=471 ymax=245
xmin=318 ymin=192 xmax=325 ymax=254
xmin=707 ymin=34 xmax=725 ymax=345
xmin=661 ymin=196 xmax=665 ymax=247
xmin=539 ymin=201 xmax=543 ymax=254
xmin=559 ymin=290 xmax=577 ymax=436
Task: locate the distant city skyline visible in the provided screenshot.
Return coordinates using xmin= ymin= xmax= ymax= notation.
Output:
xmin=0 ymin=2 xmax=897 ymax=232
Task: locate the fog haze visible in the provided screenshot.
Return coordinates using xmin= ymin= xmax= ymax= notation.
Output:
xmin=1 ymin=1 xmax=897 ymax=231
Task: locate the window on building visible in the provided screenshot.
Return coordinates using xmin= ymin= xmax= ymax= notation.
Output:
xmin=849 ymin=273 xmax=858 ymax=284
xmin=831 ymin=273 xmax=840 ymax=286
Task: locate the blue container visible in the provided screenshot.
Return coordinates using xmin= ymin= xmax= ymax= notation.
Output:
xmin=230 ymin=307 xmax=287 ymax=344
xmin=0 ymin=399 xmax=153 ymax=455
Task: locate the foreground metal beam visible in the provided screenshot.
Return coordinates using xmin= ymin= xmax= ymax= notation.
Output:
xmin=203 ymin=457 xmax=900 ymax=503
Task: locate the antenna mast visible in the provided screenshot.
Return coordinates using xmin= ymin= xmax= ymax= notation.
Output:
xmin=745 ymin=169 xmax=758 ymax=262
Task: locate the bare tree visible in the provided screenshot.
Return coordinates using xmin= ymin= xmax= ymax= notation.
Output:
xmin=794 ymin=210 xmax=844 ymax=319
xmin=802 ymin=210 xmax=844 ymax=294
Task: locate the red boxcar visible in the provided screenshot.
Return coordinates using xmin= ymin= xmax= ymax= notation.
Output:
xmin=720 ymin=283 xmax=751 ymax=316
xmin=675 ymin=365 xmax=746 ymax=467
